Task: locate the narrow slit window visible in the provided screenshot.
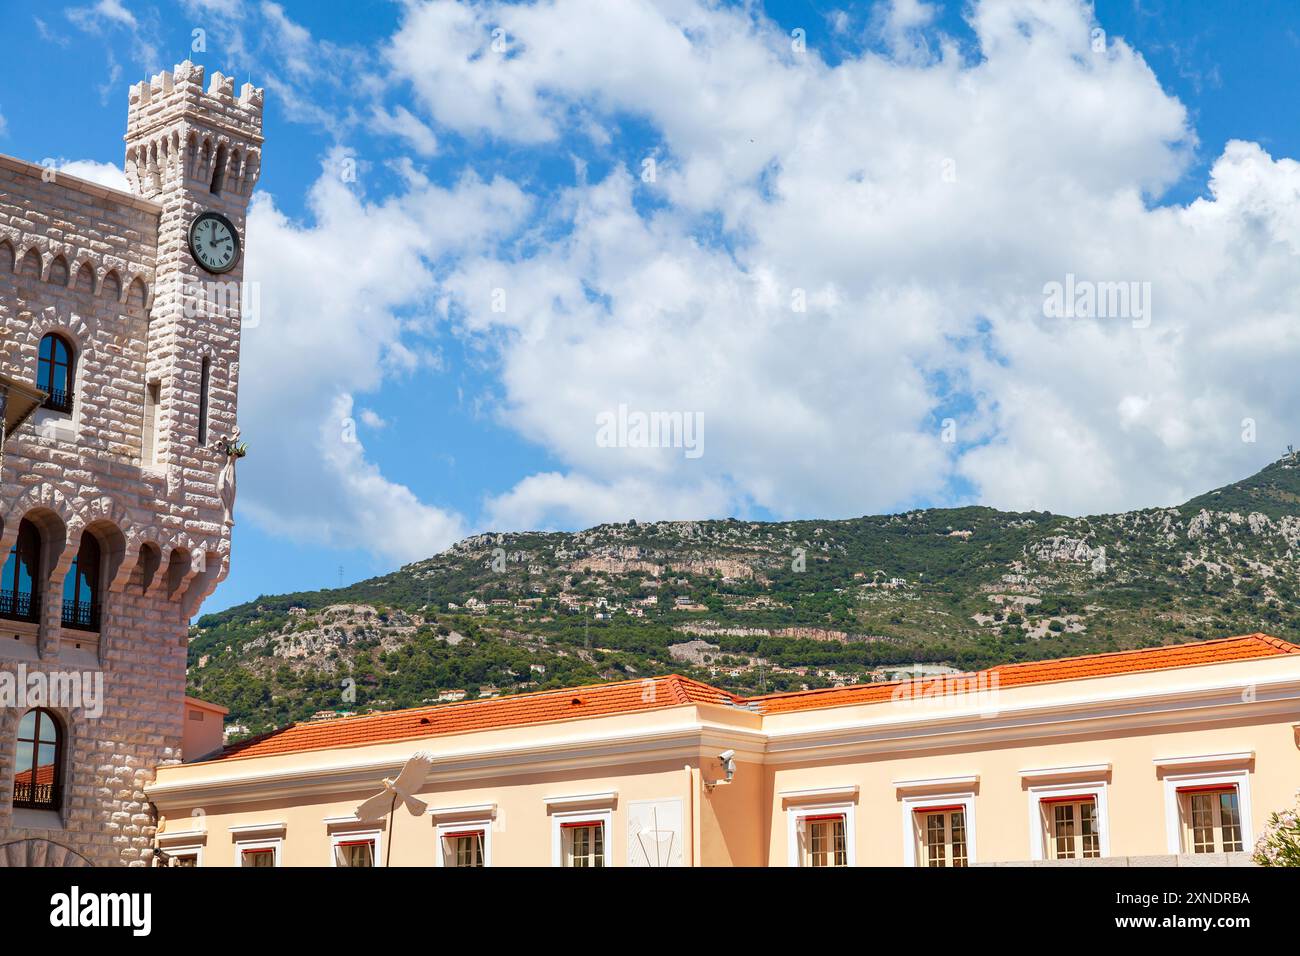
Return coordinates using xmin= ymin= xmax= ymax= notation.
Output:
xmin=198 ymin=357 xmax=210 ymax=446
xmin=211 ymin=144 xmax=226 ymax=194
xmin=142 ymin=380 xmax=160 ymax=465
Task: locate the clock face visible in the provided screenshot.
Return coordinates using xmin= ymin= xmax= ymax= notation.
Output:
xmin=188 ymin=211 xmax=241 ymax=275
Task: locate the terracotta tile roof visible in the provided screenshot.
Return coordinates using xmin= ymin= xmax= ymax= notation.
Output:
xmin=13 ymin=764 xmax=56 ymax=786
xmin=215 ymin=673 xmax=740 ymax=761
xmin=750 ymin=632 xmax=1300 ymax=714
xmin=207 ymin=634 xmax=1298 ymax=762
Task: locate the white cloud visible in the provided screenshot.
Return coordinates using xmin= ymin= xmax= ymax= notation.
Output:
xmin=67 ymin=0 xmax=159 ymax=66
xmin=239 ymin=394 xmax=467 ymax=563
xmin=49 ymin=0 xmax=1296 ymax=569
xmin=68 ymin=0 xmax=137 ymax=30
xmin=235 ymin=149 xmax=530 ymax=562
xmin=383 ymin=0 xmax=1300 ymax=524
xmin=40 ymin=158 xmax=129 ymax=191
xmin=369 ymin=105 xmax=439 ymax=157
xmin=484 ymin=472 xmax=734 ymax=532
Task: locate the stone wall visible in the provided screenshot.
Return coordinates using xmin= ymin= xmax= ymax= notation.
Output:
xmin=0 ymin=61 xmax=260 ymax=865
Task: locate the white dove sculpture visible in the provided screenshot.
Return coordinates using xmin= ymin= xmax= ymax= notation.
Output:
xmin=355 ymin=751 xmax=436 ymax=823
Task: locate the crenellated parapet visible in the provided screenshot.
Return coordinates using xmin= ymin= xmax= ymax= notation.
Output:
xmin=124 ymin=61 xmax=263 ymax=201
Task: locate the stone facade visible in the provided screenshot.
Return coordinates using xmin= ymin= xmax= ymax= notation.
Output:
xmin=0 ymin=61 xmax=261 ymax=866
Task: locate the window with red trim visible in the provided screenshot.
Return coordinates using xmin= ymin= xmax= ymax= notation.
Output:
xmin=1177 ymin=785 xmax=1242 ymax=854
xmin=1042 ymin=796 xmax=1100 ymax=860
xmin=915 ymin=806 xmax=967 ymax=868
xmin=442 ymin=829 xmax=485 ymax=868
xmin=797 ymin=812 xmax=847 ymax=867
xmin=240 ymin=846 xmax=276 ymax=868
xmin=561 ymin=821 xmax=605 ymax=868
xmin=334 ymin=838 xmax=375 ymax=867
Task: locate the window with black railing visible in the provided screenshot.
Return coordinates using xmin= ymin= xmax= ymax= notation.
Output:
xmin=37 ymin=333 xmax=75 ymax=414
xmin=0 ymin=589 xmax=38 ymax=622
xmin=1 ymin=520 xmax=41 ymax=624
xmin=42 ymin=385 xmax=73 ymax=414
xmin=61 ymin=598 xmax=100 ymax=632
xmin=14 ymin=708 xmax=63 ymax=812
xmin=61 ymin=533 xmax=101 ymax=632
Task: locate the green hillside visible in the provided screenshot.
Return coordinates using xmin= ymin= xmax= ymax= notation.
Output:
xmin=189 ymin=452 xmax=1300 ymax=737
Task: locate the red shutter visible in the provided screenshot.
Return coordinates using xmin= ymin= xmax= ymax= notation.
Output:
xmin=912 ymin=804 xmax=964 ymax=814
xmin=801 ymin=813 xmax=847 ymax=823
xmin=443 ymin=829 xmax=485 ymax=840
xmin=560 ymin=820 xmax=603 ymax=829
xmin=1175 ymin=784 xmax=1237 ymax=795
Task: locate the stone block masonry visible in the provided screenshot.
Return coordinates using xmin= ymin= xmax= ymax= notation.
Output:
xmin=0 ymin=61 xmax=261 ymax=865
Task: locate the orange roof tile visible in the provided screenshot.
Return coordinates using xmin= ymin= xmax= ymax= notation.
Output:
xmin=216 ymin=673 xmax=740 ymax=761
xmin=207 ymin=633 xmax=1298 ymax=762
xmin=750 ymin=632 xmax=1300 ymax=714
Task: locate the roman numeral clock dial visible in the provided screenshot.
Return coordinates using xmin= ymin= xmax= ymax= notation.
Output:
xmin=187 ymin=210 xmax=242 ymax=275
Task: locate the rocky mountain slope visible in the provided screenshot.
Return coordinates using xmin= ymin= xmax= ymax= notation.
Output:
xmin=189 ymin=452 xmax=1300 ymax=737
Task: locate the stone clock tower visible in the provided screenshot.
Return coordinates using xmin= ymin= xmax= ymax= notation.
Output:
xmin=0 ymin=61 xmax=261 ymax=865
xmin=124 ymin=60 xmax=262 ymax=476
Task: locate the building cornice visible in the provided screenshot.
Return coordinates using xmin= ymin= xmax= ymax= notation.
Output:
xmin=147 ymin=717 xmax=767 ymax=810
xmin=146 ymin=670 xmax=1300 ymax=811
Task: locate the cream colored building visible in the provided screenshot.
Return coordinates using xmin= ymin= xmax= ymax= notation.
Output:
xmin=0 ymin=61 xmax=260 ymax=866
xmin=148 ymin=633 xmax=1300 ymax=867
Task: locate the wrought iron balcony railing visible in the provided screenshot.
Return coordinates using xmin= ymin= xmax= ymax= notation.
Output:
xmin=61 ymin=598 xmax=100 ymax=632
xmin=41 ymin=386 xmax=73 ymax=414
xmin=13 ymin=780 xmax=56 ymax=808
xmin=0 ymin=588 xmax=39 ymax=623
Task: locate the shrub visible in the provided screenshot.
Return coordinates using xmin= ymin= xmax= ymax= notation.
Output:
xmin=1253 ymin=792 xmax=1300 ymax=866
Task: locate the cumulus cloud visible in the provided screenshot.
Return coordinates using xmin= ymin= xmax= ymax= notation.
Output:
xmin=235 ymin=150 xmax=530 ymax=561
xmin=377 ymin=0 xmax=1300 ymax=529
xmin=66 ymin=0 xmax=160 ymax=70
xmin=52 ymin=0 xmax=1300 ymax=564
xmin=40 ymin=158 xmax=130 ymax=191
xmin=484 ymin=472 xmax=735 ymax=531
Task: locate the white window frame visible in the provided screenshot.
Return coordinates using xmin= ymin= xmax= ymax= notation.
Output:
xmin=435 ymin=818 xmax=493 ymax=868
xmin=901 ymin=792 xmax=976 ymax=867
xmin=786 ymin=800 xmax=857 ymax=868
xmin=164 ymin=844 xmax=204 ymax=867
xmin=1162 ymin=768 xmax=1252 ymax=855
xmin=1026 ymin=781 xmax=1109 ymax=861
xmin=156 ymin=828 xmax=206 ymax=867
xmin=551 ymin=807 xmax=613 ymax=868
xmin=329 ymin=827 xmax=383 ymax=868
xmin=230 ymin=821 xmax=285 ymax=868
xmin=235 ymin=838 xmax=281 ymax=868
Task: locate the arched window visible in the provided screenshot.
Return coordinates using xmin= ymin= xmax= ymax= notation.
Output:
xmin=0 ymin=520 xmax=41 ymax=623
xmin=37 ymin=334 xmax=75 ymax=413
xmin=62 ymin=533 xmax=101 ymax=631
xmin=13 ymin=708 xmax=63 ymax=811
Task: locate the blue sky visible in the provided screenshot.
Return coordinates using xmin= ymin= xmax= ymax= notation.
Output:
xmin=3 ymin=0 xmax=1300 ymax=615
